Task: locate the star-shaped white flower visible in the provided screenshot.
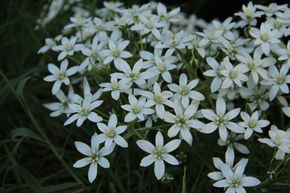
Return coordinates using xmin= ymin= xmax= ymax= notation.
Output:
xmin=201 ymin=97 xmax=245 ymax=141
xmin=258 ymin=125 xmax=290 ymax=160
xmin=121 ymin=95 xmax=154 ymax=122
xmin=44 ymin=59 xmax=78 ymax=94
xmin=239 ymin=111 xmax=270 ymax=140
xmin=164 ymin=101 xmax=204 ymax=145
xmin=136 ymin=131 xmax=181 ymax=180
xmin=220 ymin=57 xmax=248 ymax=89
xmin=73 ymin=133 xmax=114 ymax=183
xmin=64 ymin=78 xmax=103 ymax=127
xmin=140 ymin=82 xmax=174 ymax=119
xmin=168 ymin=73 xmax=204 ymax=107
xmin=213 ymin=160 xmax=261 ymax=193
xmin=96 ymin=114 xmax=128 ymax=148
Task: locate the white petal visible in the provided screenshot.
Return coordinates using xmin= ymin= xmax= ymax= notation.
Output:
xmin=88 ymin=162 xmax=98 ymax=183
xmin=213 ymin=179 xmax=230 ymax=188
xmin=200 ymin=122 xmax=218 ymax=133
xmin=154 ymin=160 xmax=165 ymax=180
xmin=136 ymin=140 xmax=155 ymax=153
xmin=73 ymin=157 xmax=91 ymax=168
xmin=114 ymin=135 xmax=128 ymax=148
xmin=75 ymin=141 xmax=91 ymax=156
xmin=164 ymin=139 xmax=181 ymax=153
xmin=241 ymin=177 xmax=261 ymax=187
xmin=163 ymin=154 xmax=179 ymax=165
xmin=98 ymin=157 xmax=110 ymax=168
xmin=140 ymin=155 xmax=155 ymax=167
xmin=208 ymin=172 xmax=224 ymax=180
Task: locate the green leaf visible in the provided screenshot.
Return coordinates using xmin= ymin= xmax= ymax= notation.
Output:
xmin=10 ymin=127 xmax=44 ymax=142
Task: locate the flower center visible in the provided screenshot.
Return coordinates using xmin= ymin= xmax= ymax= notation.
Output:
xmin=65 ymin=43 xmax=72 ymax=50
xmin=157 ymin=62 xmax=166 ymax=72
xmin=218 ymin=117 xmax=225 ymax=124
xmin=171 ymin=40 xmax=177 ymax=45
xmin=129 ymin=73 xmax=136 ymax=78
xmin=244 ymin=8 xmax=253 ymax=17
xmin=111 ymin=81 xmax=119 ymax=90
xmin=230 ymin=70 xmax=238 ymax=79
xmin=107 ymin=129 xmax=116 ymax=138
xmin=133 ymin=105 xmax=141 ymax=114
xmin=275 ymin=21 xmax=281 ymax=28
xmin=154 ymin=148 xmax=164 ymax=159
xmin=274 ymin=135 xmax=281 ymax=144
xmin=276 ymin=76 xmax=284 ymax=84
xmin=57 ymin=72 xmax=65 ymax=80
xmin=91 ymin=153 xmax=98 ymax=160
xmin=76 ymin=16 xmax=82 ymax=24
xmin=81 ymin=108 xmax=89 ymax=116
xmin=232 ymin=179 xmax=239 ymax=185
xmin=62 ymin=101 xmax=69 ymax=107
xmin=112 ymin=49 xmax=119 ymax=57
xmin=261 ymin=33 xmax=269 ymax=41
xmin=249 ymin=120 xmax=256 ymax=128
xmin=154 ymin=95 xmax=163 ymax=103
xmin=180 ymin=86 xmax=189 ymax=96
xmin=179 ymin=118 xmax=186 ymax=125
xmin=146 ymin=21 xmax=154 ymax=29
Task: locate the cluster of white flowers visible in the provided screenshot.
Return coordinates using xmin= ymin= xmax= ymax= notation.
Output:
xmin=39 ymin=1 xmax=290 ymax=191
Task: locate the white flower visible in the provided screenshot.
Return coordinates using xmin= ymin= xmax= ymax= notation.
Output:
xmin=64 ymin=78 xmax=103 ymax=127
xmin=73 ymin=133 xmax=114 ymax=183
xmin=103 ymin=1 xmax=123 ymax=12
xmin=201 ymin=97 xmax=244 ymax=141
xmin=121 ymin=95 xmax=154 ymax=122
xmin=256 ymin=3 xmax=288 ymax=17
xmin=44 ymin=59 xmax=78 ymax=94
xmin=277 ymin=40 xmax=290 ymax=67
xmin=235 ymin=2 xmax=263 ymax=28
xmin=38 ymin=37 xmax=58 ymax=54
xmin=140 ymin=82 xmax=174 ymax=119
xmin=130 ymin=15 xmax=164 ymax=35
xmin=218 ymin=133 xmax=250 ymax=155
xmin=213 ymin=160 xmax=261 ymax=193
xmin=136 ymin=131 xmax=181 ymax=180
xmin=57 ymin=36 xmax=79 ymax=61
xmin=96 ymin=114 xmax=128 ymax=148
xmin=100 ymin=36 xmax=132 ymax=71
xmin=203 ymin=57 xmax=224 ymax=92
xmin=236 ymin=49 xmax=276 ymax=84
xmin=168 ymin=73 xmax=204 ymax=107
xmin=100 ymin=76 xmax=128 ymax=100
xmin=112 ymin=59 xmax=158 ymax=88
xmin=250 ymin=23 xmax=282 ymax=55
xmin=258 ymin=125 xmax=290 ymax=160
xmin=261 ymin=64 xmax=290 ymax=101
xmin=140 ymin=48 xmax=178 ymax=83
xmin=43 ymin=86 xmax=80 ymax=117
xmin=77 ymin=35 xmax=105 ymax=71
xmin=65 ymin=16 xmax=90 ymax=29
xmin=208 ymin=151 xmax=244 ymax=181
xmin=220 ymin=57 xmax=248 ymax=89
xmin=155 ymin=30 xmax=194 ymax=52
xmin=239 ymin=86 xmax=270 ymax=111
xmin=164 ymin=101 xmax=204 ymax=145
xmin=87 ymin=17 xmax=115 ymax=35
xmin=156 ymin=2 xmax=180 ymax=23
xmin=239 ymin=111 xmax=270 ymax=140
